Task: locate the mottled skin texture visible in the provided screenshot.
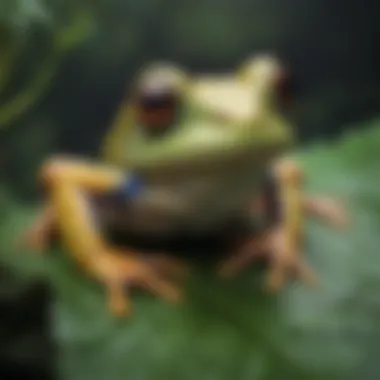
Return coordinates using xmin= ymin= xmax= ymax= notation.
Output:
xmin=19 ymin=56 xmax=348 ymax=317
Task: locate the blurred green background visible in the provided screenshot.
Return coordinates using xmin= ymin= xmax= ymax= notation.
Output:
xmin=1 ymin=1 xmax=380 ymax=379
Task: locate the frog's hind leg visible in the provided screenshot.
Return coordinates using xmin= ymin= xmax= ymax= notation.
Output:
xmin=31 ymin=156 xmax=184 ymax=317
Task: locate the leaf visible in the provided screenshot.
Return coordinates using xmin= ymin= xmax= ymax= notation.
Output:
xmin=2 ymin=121 xmax=380 ymax=380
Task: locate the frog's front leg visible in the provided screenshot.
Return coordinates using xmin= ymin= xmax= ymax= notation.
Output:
xmin=220 ymin=159 xmax=339 ymax=291
xmin=262 ymin=159 xmax=318 ymax=291
xmin=23 ymin=156 xmax=184 ymax=317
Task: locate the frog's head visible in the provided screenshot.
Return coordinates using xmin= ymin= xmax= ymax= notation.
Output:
xmin=128 ymin=58 xmax=294 ymax=175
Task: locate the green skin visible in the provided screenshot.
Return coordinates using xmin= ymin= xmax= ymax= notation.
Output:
xmin=104 ymin=64 xmax=294 ymax=237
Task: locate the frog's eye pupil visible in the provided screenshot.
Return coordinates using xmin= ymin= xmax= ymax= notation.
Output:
xmin=276 ymin=69 xmax=294 ymax=109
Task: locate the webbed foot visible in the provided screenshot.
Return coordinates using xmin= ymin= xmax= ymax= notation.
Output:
xmin=87 ymin=249 xmax=187 ymax=317
xmin=218 ymin=227 xmax=317 ymax=291
xmin=303 ymin=196 xmax=349 ymax=230
xmin=17 ymin=207 xmax=55 ymax=253
xmin=263 ymin=226 xmax=318 ymax=291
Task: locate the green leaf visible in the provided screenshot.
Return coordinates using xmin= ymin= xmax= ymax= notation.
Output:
xmin=3 ymin=121 xmax=380 ymax=379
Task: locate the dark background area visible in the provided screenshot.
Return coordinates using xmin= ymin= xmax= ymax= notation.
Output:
xmin=2 ymin=0 xmax=380 ymax=199
xmin=0 ymin=0 xmax=380 ymax=379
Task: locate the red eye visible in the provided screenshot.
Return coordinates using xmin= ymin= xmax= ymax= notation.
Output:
xmin=276 ymin=67 xmax=293 ymax=109
xmin=135 ymin=83 xmax=179 ymax=133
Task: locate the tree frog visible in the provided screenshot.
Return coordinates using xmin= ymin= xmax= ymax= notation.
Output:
xmin=19 ymin=55 xmax=348 ymax=317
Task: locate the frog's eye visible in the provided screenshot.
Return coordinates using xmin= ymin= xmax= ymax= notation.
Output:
xmin=275 ymin=66 xmax=294 ymax=109
xmin=134 ymin=66 xmax=186 ymax=135
xmin=238 ymin=54 xmax=294 ymax=109
xmin=135 ymin=86 xmax=180 ymax=135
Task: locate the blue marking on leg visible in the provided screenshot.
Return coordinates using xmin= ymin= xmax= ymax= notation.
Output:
xmin=112 ymin=174 xmax=145 ymax=202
